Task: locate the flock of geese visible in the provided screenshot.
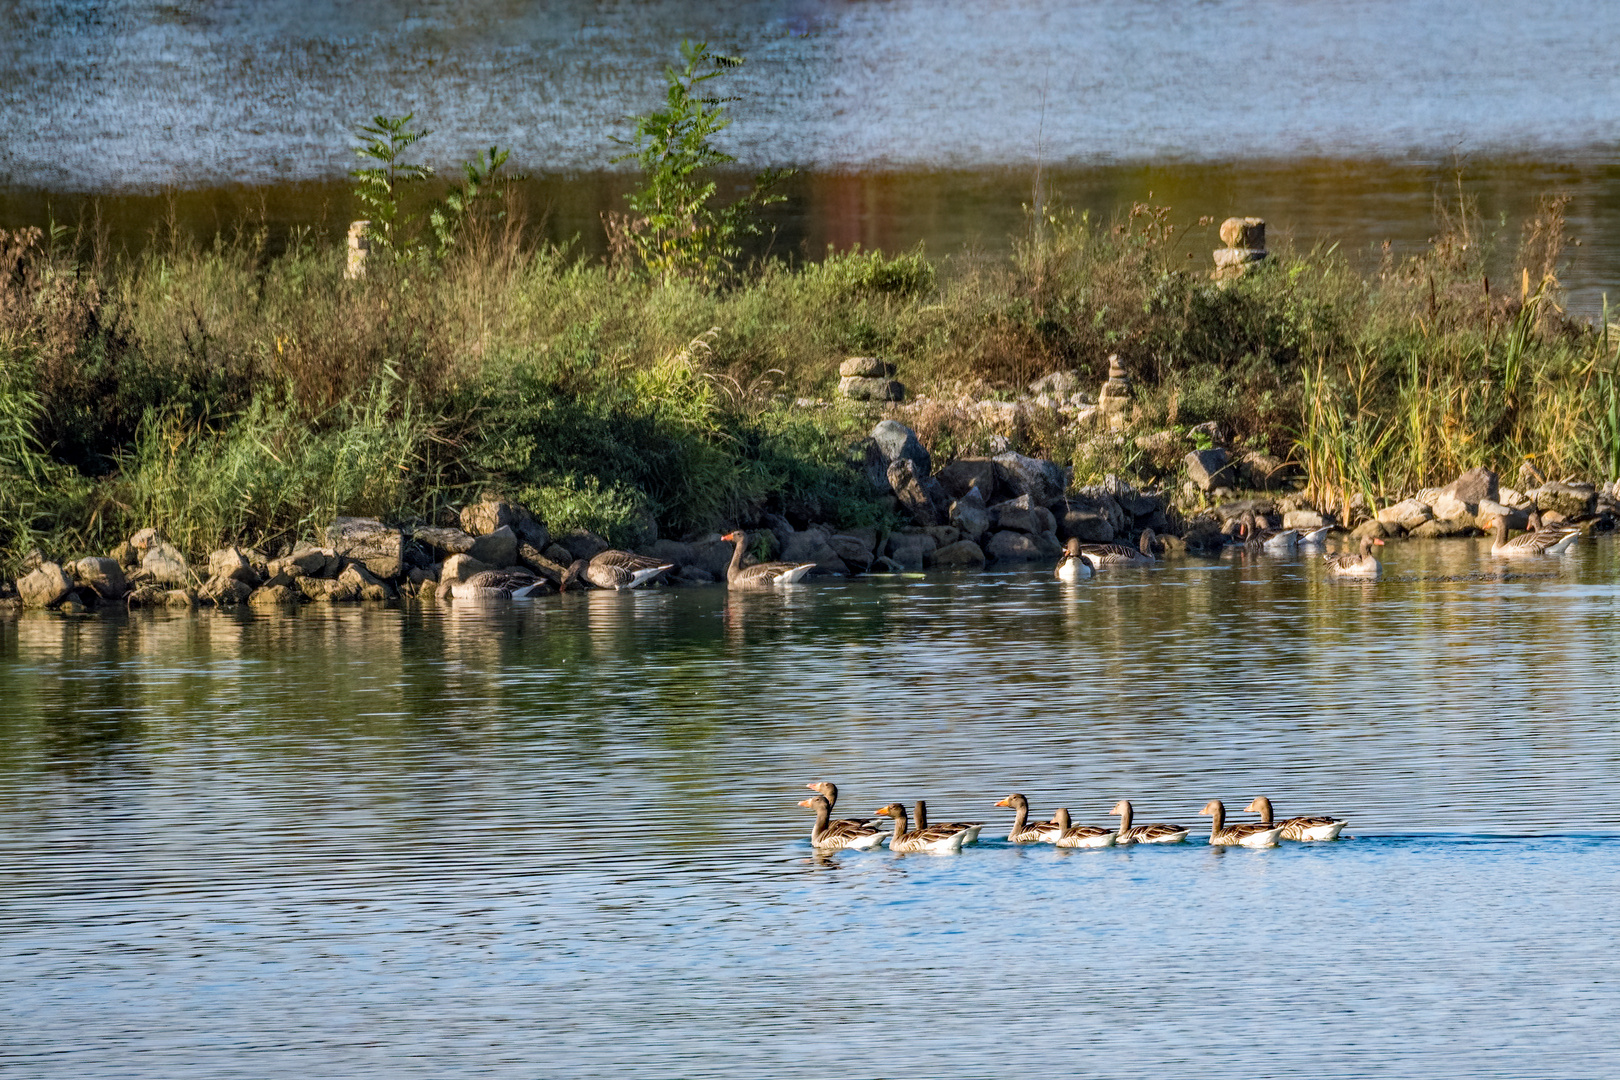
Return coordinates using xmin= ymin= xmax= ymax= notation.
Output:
xmin=1055 ymin=508 xmax=1584 ymax=581
xmin=798 ymin=782 xmax=1347 ymax=854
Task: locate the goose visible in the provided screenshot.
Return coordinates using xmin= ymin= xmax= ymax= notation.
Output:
xmin=1239 ymin=512 xmax=1299 ymax=553
xmin=449 ymin=568 xmax=546 ymax=600
xmin=873 ymin=802 xmax=967 ymax=854
xmin=798 ymin=795 xmax=884 ymax=851
xmin=993 ymin=793 xmax=1063 ymax=843
xmin=1324 ymin=536 xmax=1385 ymax=578
xmin=1488 ymin=514 xmax=1579 ymax=557
xmin=1296 ymin=525 xmax=1333 ymax=548
xmin=584 ymin=549 xmax=676 ymax=590
xmin=721 ymin=530 xmax=818 ymax=587
xmin=1199 ymin=799 xmax=1283 ymax=848
xmin=1244 ymin=796 xmax=1346 ymax=842
xmin=1109 ymin=800 xmax=1188 ymax=844
xmin=1051 ymin=807 xmax=1116 ymax=848
xmin=1077 ymin=529 xmax=1157 ymax=570
xmin=914 ymin=800 xmax=984 ymax=844
xmin=1055 ymin=538 xmax=1095 ymax=581
xmin=558 ymin=559 xmax=590 ymax=592
xmin=804 ymin=781 xmax=876 ymax=833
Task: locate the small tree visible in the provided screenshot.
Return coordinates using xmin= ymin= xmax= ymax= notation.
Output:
xmin=350 ymin=114 xmax=434 ymax=256
xmin=610 ymin=40 xmax=789 ymax=280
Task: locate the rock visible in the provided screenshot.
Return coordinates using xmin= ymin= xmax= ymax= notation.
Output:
xmin=460 ymin=500 xmax=515 ymax=537
xmin=74 ymin=557 xmax=128 ymax=600
xmin=1029 ymin=370 xmax=1083 ymax=397
xmin=141 ymin=541 xmax=191 ymax=587
xmin=1351 ymin=519 xmax=1391 ymax=540
xmin=826 ymin=533 xmax=876 ymax=573
xmin=1429 ymin=491 xmax=1473 ymax=522
xmin=1236 ymin=449 xmax=1287 ymax=490
xmin=949 ymin=487 xmax=990 ymax=541
xmin=17 ymin=562 xmax=73 ymax=608
xmin=468 ymin=525 xmax=518 ymax=568
xmin=161 ymin=589 xmax=195 ymax=609
xmin=924 ymin=525 xmax=960 ymax=549
xmin=207 ymin=547 xmax=261 ymax=586
xmin=323 ymin=517 xmax=403 ymax=580
xmin=643 ymin=539 xmax=696 ymax=568
xmin=1071 ymin=487 xmax=1128 ymax=535
xmin=441 ymin=553 xmax=494 ymax=585
xmin=1213 ymin=247 xmax=1267 ymax=268
xmin=517 ymin=543 xmax=570 ymax=584
xmin=544 ymin=543 xmax=575 ymax=566
xmin=1097 ymin=354 xmax=1133 ymax=429
xmin=1443 ymin=466 xmax=1499 ymax=507
xmin=1534 ymin=481 xmax=1597 ymax=519
xmin=1282 ymin=510 xmax=1329 ymax=530
xmin=1497 ymin=486 xmax=1534 ymax=510
xmin=933 ymin=540 xmax=986 ymax=566
xmin=511 ymin=506 xmax=549 ymax=549
xmin=691 ymin=537 xmax=739 ymax=580
xmin=412 ymin=526 xmax=477 ymax=557
xmin=1184 ymin=448 xmax=1235 ymax=492
xmin=838 ymin=376 xmax=905 ymax=402
xmin=558 ymin=528 xmax=609 ymax=561
xmin=1103 ymin=474 xmax=1161 ymax=519
xmin=991 ymin=496 xmax=1056 ymax=535
xmin=200 ymin=576 xmax=253 ymax=605
xmin=289 ymin=543 xmax=341 ymax=577
xmin=984 ymin=530 xmax=1043 ymax=562
xmin=128 ymin=527 xmax=166 ymax=554
xmin=1059 ymin=505 xmax=1114 ymax=543
xmin=1378 ymin=498 xmax=1434 ymax=531
xmin=339 ymin=562 xmax=395 ymax=601
xmin=840 ymin=356 xmax=895 ymax=378
xmin=673 ymin=566 xmax=716 ymax=585
xmin=1476 ymin=499 xmax=1528 ymax=531
xmin=1220 ymin=217 xmax=1266 ymax=249
xmin=781 ymin=528 xmax=830 ymax=563
xmin=885 ymin=531 xmax=938 ymax=569
xmin=1410 ymin=517 xmax=1479 ymax=538
xmin=1189 ymin=421 xmax=1231 ymax=448
xmin=248 ymin=584 xmax=300 ymax=607
xmin=888 ymin=458 xmax=948 ymax=527
xmin=993 ymin=452 xmax=1066 ymax=506
xmin=869 ymin=420 xmax=933 ymax=477
xmin=937 ymin=458 xmax=998 ymax=502
xmin=108 ymin=540 xmax=138 ymax=568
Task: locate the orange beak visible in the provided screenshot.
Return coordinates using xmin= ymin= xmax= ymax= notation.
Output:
xmin=993 ymin=796 xmax=1012 ymax=808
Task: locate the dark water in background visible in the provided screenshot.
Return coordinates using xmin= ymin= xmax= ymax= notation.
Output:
xmin=3 ymin=536 xmax=1620 ymax=1078
xmin=4 ymin=0 xmax=1620 ymax=311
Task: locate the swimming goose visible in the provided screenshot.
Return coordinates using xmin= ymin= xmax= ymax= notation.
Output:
xmin=1324 ymin=535 xmax=1385 ymax=577
xmin=1051 ymin=807 xmax=1116 ymax=848
xmin=1109 ymin=800 xmax=1188 ymax=844
xmin=722 ymin=530 xmax=818 ymax=586
xmin=873 ymin=802 xmax=968 ymax=853
xmin=1488 ymin=514 xmax=1580 ymax=557
xmin=584 ymin=549 xmax=676 ymax=590
xmin=914 ymin=800 xmax=984 ymax=844
xmin=804 ymin=781 xmax=876 ymax=834
xmin=1244 ymin=796 xmax=1346 ymax=841
xmin=1078 ymin=529 xmax=1157 ymax=569
xmin=1199 ymin=799 xmax=1283 ymax=847
xmin=1296 ymin=525 xmax=1333 ymax=548
xmin=449 ymin=568 xmax=546 ymax=600
xmin=1055 ymin=538 xmax=1095 ymax=581
xmin=1239 ymin=512 xmax=1299 ymax=553
xmin=799 ymin=795 xmax=884 ymax=851
xmin=993 ymin=793 xmax=1063 ymax=843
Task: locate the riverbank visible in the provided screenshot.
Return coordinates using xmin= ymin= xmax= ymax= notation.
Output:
xmin=3 ymin=197 xmax=1618 ymax=589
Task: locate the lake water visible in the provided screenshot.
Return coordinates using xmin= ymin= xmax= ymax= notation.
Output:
xmin=4 ymin=535 xmax=1620 ymax=1078
xmin=4 ymin=0 xmax=1620 ymax=312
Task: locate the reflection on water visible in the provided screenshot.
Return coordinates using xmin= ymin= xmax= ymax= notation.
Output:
xmin=2 ymin=537 xmax=1620 ymax=1077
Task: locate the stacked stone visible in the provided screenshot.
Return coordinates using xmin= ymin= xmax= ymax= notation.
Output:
xmin=1097 ymin=354 xmax=1133 ymax=430
xmin=1213 ymin=217 xmax=1267 ymax=280
xmin=836 ymin=357 xmax=905 ymax=402
xmin=345 ymin=221 xmax=371 ymax=280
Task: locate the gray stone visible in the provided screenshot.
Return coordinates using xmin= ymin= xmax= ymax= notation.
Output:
xmin=323 ymin=517 xmax=403 ymax=579
xmin=339 ymin=562 xmax=395 ymax=601
xmin=441 ymin=553 xmax=493 ymax=585
xmin=870 ymin=420 xmax=933 ymax=477
xmin=1184 ymin=448 xmax=1235 ymax=492
xmin=885 ymin=531 xmax=938 ymax=569
xmin=1497 ymin=486 xmax=1535 ymax=510
xmin=110 ymin=540 xmax=139 ymax=568
xmin=838 ymin=376 xmax=905 ymax=402
xmin=1033 ymin=530 xmax=1064 ymax=558
xmin=200 ymin=575 xmax=253 ymax=605
xmin=128 ymin=527 xmax=167 ymax=554
xmin=460 ymin=500 xmax=515 ymax=537
xmin=888 ymin=458 xmax=948 ymax=527
xmin=840 ymin=356 xmax=896 ymax=378
xmin=1351 ymin=519 xmax=1392 ymax=540
xmin=289 ymin=543 xmax=341 ymax=578
xmin=691 ymin=537 xmax=739 ymax=580
xmin=18 ymin=562 xmax=72 ymax=608
xmin=74 ymin=557 xmax=128 ymax=600
xmin=142 ymin=541 xmax=191 ymax=587
xmin=511 ymin=505 xmax=549 ymax=549
xmin=924 ymin=525 xmax=960 ymax=549
xmin=1028 ymin=370 xmax=1082 ymax=397
xmin=673 ymin=565 xmax=716 ymax=585
xmin=412 ymin=526 xmax=477 ymax=557
xmin=1476 ymin=501 xmax=1529 ymax=531
xmin=1103 ymin=474 xmax=1162 ymax=519
xmin=558 ymin=528 xmax=610 ymax=561
xmin=1429 ymin=491 xmax=1473 ymax=522
xmin=1443 ymin=466 xmax=1499 ymax=508
xmin=781 ymin=528 xmax=830 ymax=563
xmin=937 ymin=458 xmax=998 ymax=502
xmin=248 ymin=583 xmax=300 ymax=607
xmin=826 ymin=533 xmax=876 ymax=573
xmin=932 ymin=540 xmax=986 ymax=566
xmin=1282 ymin=510 xmax=1329 ymax=530
xmin=1535 ymin=481 xmax=1597 ymax=519
xmin=206 ymin=547 xmax=261 ymax=586
xmin=544 ymin=542 xmax=576 ymax=566
xmin=949 ymin=487 xmax=990 ymax=541
xmin=1071 ymin=488 xmax=1128 ymax=535
xmin=160 ymin=588 xmax=196 ymax=609
xmin=644 ymin=539 xmax=697 ymax=568
xmin=1236 ymin=450 xmax=1286 ymax=490
xmin=1410 ymin=517 xmax=1479 ymax=538
xmin=1058 ymin=506 xmax=1114 ymax=543
xmin=1378 ymin=498 xmax=1433 ymax=531
xmin=984 ymin=530 xmax=1043 ymax=562
xmin=993 ymin=452 xmax=1066 ymax=506
xmin=468 ymin=525 xmax=518 ymax=568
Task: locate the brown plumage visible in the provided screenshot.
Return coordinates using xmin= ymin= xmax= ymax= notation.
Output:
xmin=1109 ymin=800 xmax=1188 ymax=844
xmin=722 ymin=530 xmax=817 ymax=587
xmin=799 ymin=795 xmax=884 ymax=851
xmin=873 ymin=803 xmax=967 ymax=853
xmin=993 ymin=792 xmax=1062 ymax=843
xmin=1200 ymin=799 xmax=1283 ymax=847
xmin=1245 ymin=796 xmax=1346 ymax=841
xmin=584 ymin=549 xmax=675 ymax=590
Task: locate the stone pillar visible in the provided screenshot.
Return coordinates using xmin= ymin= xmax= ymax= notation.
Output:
xmin=836 ymin=357 xmax=905 ymax=402
xmin=1213 ymin=216 xmax=1267 ymax=280
xmin=346 ymin=220 xmax=371 ymax=280
xmin=1097 ymin=353 xmax=1132 ymax=430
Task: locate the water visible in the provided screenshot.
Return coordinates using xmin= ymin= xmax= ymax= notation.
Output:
xmin=4 ymin=536 xmax=1620 ymax=1077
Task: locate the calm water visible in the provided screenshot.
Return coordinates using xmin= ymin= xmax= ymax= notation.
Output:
xmin=3 ymin=536 xmax=1620 ymax=1078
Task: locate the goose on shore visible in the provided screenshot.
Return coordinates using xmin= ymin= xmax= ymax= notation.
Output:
xmin=722 ymin=530 xmax=818 ymax=586
xmin=873 ymin=802 xmax=968 ymax=853
xmin=1244 ymin=796 xmax=1346 ymax=841
xmin=1324 ymin=536 xmax=1385 ymax=578
xmin=583 ymin=549 xmax=676 ymax=590
xmin=1078 ymin=529 xmax=1157 ymax=570
xmin=915 ymin=800 xmax=984 ymax=844
xmin=1199 ymin=800 xmax=1283 ymax=848
xmin=1488 ymin=514 xmax=1580 ymax=557
xmin=1109 ymin=800 xmax=1188 ymax=844
xmin=1051 ymin=807 xmax=1116 ymax=848
xmin=993 ymin=793 xmax=1063 ymax=843
xmin=799 ymin=795 xmax=884 ymax=851
xmin=804 ymin=781 xmax=875 ymax=833
xmin=1056 ymin=538 xmax=1095 ymax=581
xmin=449 ymin=568 xmax=546 ymax=600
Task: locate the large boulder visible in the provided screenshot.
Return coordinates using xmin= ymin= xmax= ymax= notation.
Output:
xmin=17 ymin=562 xmax=72 ymax=608
xmin=984 ymin=530 xmax=1043 ymax=562
xmin=1443 ymin=466 xmax=1498 ymax=507
xmin=1429 ymin=490 xmax=1474 ymax=522
xmin=247 ymin=583 xmax=300 ymax=607
xmin=323 ymin=517 xmax=403 ymax=579
xmin=339 ymin=562 xmax=395 ymax=601
xmin=933 ymin=540 xmax=986 ymax=566
xmin=643 ymin=539 xmax=696 ymax=568
xmin=1377 ymin=498 xmax=1433 ymax=531
xmin=1103 ymin=475 xmax=1162 ymax=520
xmin=838 ymin=376 xmax=905 ymax=402
xmin=558 ymin=528 xmax=609 ymax=561
xmin=993 ymin=452 xmax=1066 ymax=507
xmin=936 ymin=458 xmax=998 ymax=502
xmin=826 ymin=533 xmax=875 ymax=574
xmin=949 ymin=486 xmax=990 ymax=542
xmin=690 ymin=537 xmax=739 ymax=580
xmin=460 ymin=500 xmax=515 ymax=537
xmin=412 ymin=526 xmax=477 ymax=558
xmin=885 ymin=531 xmax=938 ymax=569
xmin=206 ymin=547 xmax=261 ymax=587
xmin=869 ymin=420 xmax=932 ymax=478
xmin=141 ymin=540 xmax=191 ymax=587
xmin=990 ymin=495 xmax=1056 ymax=535
xmin=780 ymin=528 xmax=830 ymax=563
xmin=1058 ymin=504 xmax=1114 ymax=543
xmin=888 ymin=458 xmax=948 ymax=527
xmin=468 ymin=525 xmax=518 ymax=568
xmin=1070 ymin=487 xmax=1128 ymax=536
xmin=1235 ymin=450 xmax=1287 ymax=490
xmin=289 ymin=543 xmax=342 ymax=578
xmin=440 ymin=553 xmax=493 ymax=585
xmin=1282 ymin=510 xmax=1329 ymax=530
xmin=1184 ymin=448 xmax=1235 ymax=492
xmin=840 ymin=356 xmax=895 ymax=378
xmin=1534 ymin=481 xmax=1597 ymax=519
xmin=1410 ymin=517 xmax=1479 ymax=538
xmin=201 ymin=575 xmax=254 ymax=605
xmin=74 ymin=557 xmax=128 ymax=600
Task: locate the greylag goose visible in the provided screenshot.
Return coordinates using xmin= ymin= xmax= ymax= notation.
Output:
xmin=1199 ymin=799 xmax=1283 ymax=848
xmin=1077 ymin=529 xmax=1157 ymax=569
xmin=804 ymin=781 xmax=876 ymax=833
xmin=450 ymin=568 xmax=546 ymax=600
xmin=1296 ymin=525 xmax=1333 ymax=548
xmin=1244 ymin=796 xmax=1346 ymax=841
xmin=1109 ymin=800 xmax=1188 ymax=844
xmin=584 ymin=549 xmax=676 ymax=590
xmin=873 ymin=802 xmax=968 ymax=853
xmin=1488 ymin=514 xmax=1580 ymax=557
xmin=1239 ymin=512 xmax=1299 ymax=553
xmin=914 ymin=800 xmax=984 ymax=844
xmin=1051 ymin=807 xmax=1116 ymax=848
xmin=1055 ymin=538 xmax=1095 ymax=581
xmin=799 ymin=795 xmax=884 ymax=851
xmin=1324 ymin=536 xmax=1384 ymax=578
xmin=558 ymin=559 xmax=590 ymax=592
xmin=993 ymin=793 xmax=1063 ymax=843
xmin=722 ymin=530 xmax=817 ymax=586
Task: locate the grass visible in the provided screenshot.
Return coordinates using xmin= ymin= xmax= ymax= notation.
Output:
xmin=0 ymin=189 xmax=1616 ymax=574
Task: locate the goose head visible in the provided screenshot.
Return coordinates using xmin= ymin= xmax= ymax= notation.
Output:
xmin=1061 ymin=538 xmax=1082 ymax=557
xmin=1243 ymin=796 xmax=1272 ymax=816
xmin=1051 ymin=807 xmax=1072 ymax=829
xmin=1198 ymin=800 xmax=1224 ymax=817
xmin=873 ymin=802 xmax=906 ymax=819
xmin=1110 ymin=800 xmax=1131 ymax=817
xmin=797 ymin=795 xmax=830 ymax=812
xmin=993 ymin=793 xmax=1028 ymax=811
xmin=805 ymin=781 xmax=836 ymax=803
